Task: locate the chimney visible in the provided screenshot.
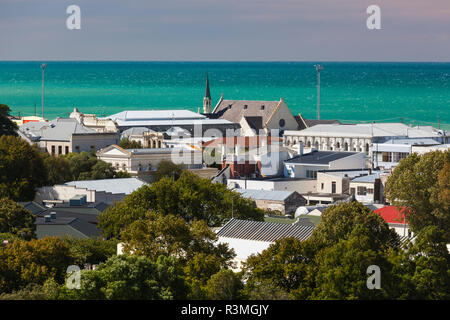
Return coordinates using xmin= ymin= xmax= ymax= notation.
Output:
xmin=50 ymin=212 xmax=56 ymax=219
xmin=44 ymin=215 xmax=51 ymax=223
xmin=298 ymin=141 xmax=304 ymax=155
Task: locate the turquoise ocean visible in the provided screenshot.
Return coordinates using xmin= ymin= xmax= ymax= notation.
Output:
xmin=0 ymin=62 xmax=449 ymax=129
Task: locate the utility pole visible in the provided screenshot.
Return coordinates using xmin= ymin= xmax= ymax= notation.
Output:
xmin=314 ymin=65 xmax=323 ymax=120
xmin=41 ymin=64 xmax=47 ymax=119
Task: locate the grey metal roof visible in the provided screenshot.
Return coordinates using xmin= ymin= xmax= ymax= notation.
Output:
xmin=35 ymin=217 xmax=99 ymax=238
xmin=285 ymin=150 xmax=359 ymax=165
xmin=216 ymin=218 xmax=315 ymax=242
xmin=121 ymin=127 xmax=155 ymax=138
xmin=213 ymin=99 xmax=280 ymax=125
xmin=234 ymin=189 xmax=294 ymax=202
xmin=351 ymin=173 xmax=380 ymax=183
xmin=18 ymin=201 xmax=47 ymax=215
xmin=20 ymin=118 xmax=97 ymax=141
xmin=65 ymin=178 xmax=146 ymax=195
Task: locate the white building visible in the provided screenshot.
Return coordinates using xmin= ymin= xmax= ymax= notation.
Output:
xmin=103 ymin=109 xmax=238 ymax=135
xmin=96 ymin=144 xmax=203 ymax=175
xmin=283 ymin=123 xmax=447 ymax=167
xmin=216 ymin=218 xmax=315 ymax=271
xmin=35 ymin=178 xmax=146 ymax=205
xmin=284 ymin=150 xmax=366 ymax=179
xmin=19 ymin=118 xmax=119 ymax=155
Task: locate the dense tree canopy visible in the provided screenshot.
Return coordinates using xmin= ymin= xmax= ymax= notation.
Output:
xmin=0 ymin=104 xmax=17 ymax=137
xmin=385 ymin=150 xmax=450 ymax=241
xmin=0 ymin=199 xmax=35 ymax=240
xmin=59 ymin=255 xmax=188 ymax=300
xmin=98 ymin=171 xmax=264 ymax=238
xmin=153 ymin=160 xmax=185 ymax=182
xmin=0 ymin=135 xmax=47 ymax=201
xmin=0 ymin=237 xmax=74 ymax=294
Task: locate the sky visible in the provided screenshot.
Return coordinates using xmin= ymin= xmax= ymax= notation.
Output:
xmin=0 ymin=0 xmax=449 ymax=61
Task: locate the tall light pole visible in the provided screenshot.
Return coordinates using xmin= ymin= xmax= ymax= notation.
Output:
xmin=41 ymin=63 xmax=47 ymax=119
xmin=314 ymin=64 xmax=323 ymax=120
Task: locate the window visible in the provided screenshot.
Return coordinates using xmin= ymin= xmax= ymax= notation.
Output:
xmin=337 ymin=142 xmax=340 ymax=149
xmin=365 ymin=143 xmax=370 ymax=153
xmin=122 ymin=163 xmax=126 ymax=170
xmin=344 ymin=142 xmax=349 ymax=151
xmin=306 ymin=170 xmax=317 ymax=179
xmin=58 ymin=146 xmax=62 ymax=155
xmin=367 ymin=188 xmax=374 ymax=194
xmin=244 ymin=104 xmax=248 ymax=109
xmin=350 ymin=188 xmax=355 ymax=195
xmin=321 ymin=183 xmax=324 ymax=190
xmin=65 ymin=146 xmax=69 ymax=154
xmin=261 ymin=105 xmax=265 ymax=110
xmin=279 ymin=119 xmax=285 ymax=127
xmin=393 ymin=152 xmax=408 ymax=162
xmin=158 ymin=141 xmax=162 ymax=148
xmin=357 ymin=186 xmax=367 ymax=196
xmin=382 ymin=152 xmax=392 ymax=162
xmin=315 ymin=141 xmax=319 ymax=149
xmin=75 ymin=146 xmax=80 ymax=152
xmin=307 ymin=141 xmax=311 ymax=147
xmin=331 ymin=181 xmax=336 ymax=194
xmin=51 ymin=145 xmax=55 ymax=155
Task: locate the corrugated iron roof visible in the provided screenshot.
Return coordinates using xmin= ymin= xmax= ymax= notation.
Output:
xmin=216 ymin=218 xmax=315 ymax=242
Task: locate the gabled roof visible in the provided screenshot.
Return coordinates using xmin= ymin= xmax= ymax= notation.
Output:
xmin=216 ymin=218 xmax=315 ymax=242
xmin=35 ymin=217 xmax=99 ymax=238
xmin=212 ymin=99 xmax=282 ymax=125
xmin=285 ymin=150 xmax=360 ymax=165
xmin=18 ymin=201 xmax=47 ymax=215
xmin=374 ymin=206 xmax=408 ymax=224
xmin=295 ymin=113 xmax=341 ymax=130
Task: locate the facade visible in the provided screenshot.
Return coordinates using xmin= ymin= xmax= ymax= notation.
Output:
xmin=211 ymin=97 xmax=299 ymax=135
xmin=19 ymin=118 xmax=119 ymax=155
xmin=216 ymin=219 xmax=315 ymax=271
xmin=234 ymin=189 xmax=307 ymax=215
xmin=227 ymin=177 xmax=317 ymax=194
xmin=96 ymin=144 xmax=203 ymax=175
xmin=349 ymin=173 xmax=384 ymax=204
xmin=372 ymin=138 xmax=441 ymax=169
xmin=284 ymin=150 xmax=366 ymax=179
xmin=283 ymin=123 xmax=447 ymax=167
xmin=121 ymin=127 xmax=165 ymax=148
xmin=411 ymin=143 xmax=450 ymax=155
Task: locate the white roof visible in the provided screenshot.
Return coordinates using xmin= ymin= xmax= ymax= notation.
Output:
xmin=284 ymin=123 xmax=443 ymax=139
xmin=65 ymin=178 xmax=146 ymax=195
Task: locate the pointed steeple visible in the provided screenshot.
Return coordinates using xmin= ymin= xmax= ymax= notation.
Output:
xmin=205 ymin=72 xmax=211 ymax=99
xmin=203 ymin=72 xmax=212 ymax=114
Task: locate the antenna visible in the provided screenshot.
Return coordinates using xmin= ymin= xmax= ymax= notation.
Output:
xmin=314 ymin=64 xmax=323 ymax=120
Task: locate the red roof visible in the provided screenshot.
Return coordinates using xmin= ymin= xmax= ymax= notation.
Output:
xmin=374 ymin=206 xmax=408 ymax=224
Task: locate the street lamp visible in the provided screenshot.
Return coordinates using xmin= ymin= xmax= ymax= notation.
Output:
xmin=41 ymin=63 xmax=47 ymax=119
xmin=314 ymin=64 xmax=323 ymax=120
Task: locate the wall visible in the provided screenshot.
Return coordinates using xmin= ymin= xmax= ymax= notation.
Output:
xmin=71 ymin=133 xmax=119 ymax=153
xmin=330 ymin=153 xmax=366 ymax=170
xmin=227 ymin=178 xmax=316 ymax=194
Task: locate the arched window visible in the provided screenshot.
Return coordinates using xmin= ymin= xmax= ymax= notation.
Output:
xmin=365 ymin=143 xmax=370 ymax=153
xmin=158 ymin=141 xmax=162 ymax=148
xmin=315 ymin=141 xmax=319 ymax=149
xmin=307 ymin=141 xmax=311 ymax=148
xmin=279 ymin=119 xmax=285 ymax=127
xmin=337 ymin=142 xmax=340 ymax=149
xmin=344 ymin=142 xmax=349 ymax=151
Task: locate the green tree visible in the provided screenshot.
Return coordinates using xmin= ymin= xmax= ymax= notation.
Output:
xmin=0 ymin=199 xmax=35 ymax=240
xmin=119 ymin=137 xmax=143 ymax=149
xmin=0 ymin=104 xmax=18 ymax=136
xmin=41 ymin=153 xmax=73 ymax=185
xmin=385 ymin=150 xmax=450 ymax=240
xmin=61 ymin=237 xmax=118 ymax=266
xmin=0 ymin=135 xmax=47 ymax=201
xmin=153 ymin=160 xmax=185 ymax=182
xmin=120 ymin=212 xmax=235 ymax=298
xmin=0 ymin=237 xmax=74 ymax=294
xmin=205 ymin=269 xmax=244 ymax=300
xmin=98 ymin=171 xmax=264 ymax=238
xmin=60 ymin=255 xmax=188 ymax=300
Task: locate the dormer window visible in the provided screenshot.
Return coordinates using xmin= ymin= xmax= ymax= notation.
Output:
xmin=261 ymin=105 xmax=265 ymax=110
xmin=244 ymin=105 xmax=248 ymax=109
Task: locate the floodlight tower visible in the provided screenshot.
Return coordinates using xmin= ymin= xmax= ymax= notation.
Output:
xmin=41 ymin=63 xmax=47 ymax=119
xmin=314 ymin=64 xmax=323 ymax=120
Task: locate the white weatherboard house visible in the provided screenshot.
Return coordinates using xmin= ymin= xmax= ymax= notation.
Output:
xmin=216 ymin=219 xmax=315 ymax=271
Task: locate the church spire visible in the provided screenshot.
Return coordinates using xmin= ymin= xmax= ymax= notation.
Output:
xmin=203 ymin=72 xmax=212 ymax=114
